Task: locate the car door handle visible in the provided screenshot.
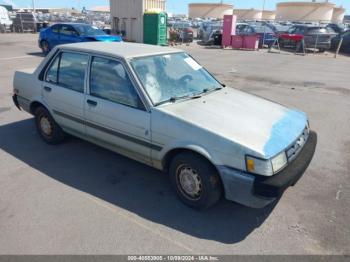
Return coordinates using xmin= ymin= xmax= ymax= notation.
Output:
xmin=87 ymin=99 xmax=97 ymax=107
xmin=44 ymin=86 xmax=52 ymax=92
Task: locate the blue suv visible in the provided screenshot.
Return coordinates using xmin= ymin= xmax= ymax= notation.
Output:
xmin=39 ymin=23 xmax=122 ymax=54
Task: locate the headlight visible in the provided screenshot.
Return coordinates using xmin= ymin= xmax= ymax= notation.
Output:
xmin=246 ymin=151 xmax=288 ymax=176
xmin=246 ymin=156 xmax=273 ymax=176
xmin=271 ymin=151 xmax=287 ymax=173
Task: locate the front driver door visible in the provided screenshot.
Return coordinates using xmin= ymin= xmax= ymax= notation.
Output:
xmin=84 ymin=56 xmax=152 ymax=165
xmin=59 ymin=24 xmax=79 ymax=45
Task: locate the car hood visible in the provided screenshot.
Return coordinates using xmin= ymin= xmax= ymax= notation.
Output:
xmin=157 ymin=88 xmax=307 ymax=159
xmin=82 ymin=35 xmax=122 ymax=42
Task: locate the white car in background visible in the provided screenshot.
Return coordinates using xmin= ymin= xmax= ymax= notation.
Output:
xmin=12 ymin=42 xmax=317 ymax=209
xmin=0 ymin=6 xmax=12 ymax=32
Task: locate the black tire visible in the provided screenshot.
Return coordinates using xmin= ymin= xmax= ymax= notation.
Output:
xmin=35 ymin=106 xmax=65 ymax=145
xmin=318 ymin=48 xmax=326 ymax=53
xmin=0 ymin=24 xmax=5 ymax=33
xmin=169 ymin=152 xmax=222 ymax=209
xmin=40 ymin=40 xmax=50 ymax=55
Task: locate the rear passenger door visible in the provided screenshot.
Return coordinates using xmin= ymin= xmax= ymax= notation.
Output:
xmin=42 ymin=51 xmax=89 ymax=136
xmin=84 ymin=56 xmax=152 ymax=165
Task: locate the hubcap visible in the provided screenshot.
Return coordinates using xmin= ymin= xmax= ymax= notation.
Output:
xmin=40 ymin=116 xmax=52 ymax=136
xmin=177 ymin=165 xmax=202 ymax=200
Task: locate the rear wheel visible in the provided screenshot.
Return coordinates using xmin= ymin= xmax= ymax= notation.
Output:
xmin=0 ymin=24 xmax=5 ymax=33
xmin=169 ymin=152 xmax=222 ymax=209
xmin=35 ymin=107 xmax=65 ymax=145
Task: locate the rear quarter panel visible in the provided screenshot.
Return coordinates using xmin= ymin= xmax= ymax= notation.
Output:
xmin=13 ymin=69 xmax=42 ymax=113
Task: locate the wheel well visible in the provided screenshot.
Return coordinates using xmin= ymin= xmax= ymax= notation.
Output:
xmin=162 ymin=148 xmax=217 ymax=173
xmin=30 ymin=101 xmax=46 ymax=115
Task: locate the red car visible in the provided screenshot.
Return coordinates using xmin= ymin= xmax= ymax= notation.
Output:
xmin=279 ymin=25 xmax=336 ymax=52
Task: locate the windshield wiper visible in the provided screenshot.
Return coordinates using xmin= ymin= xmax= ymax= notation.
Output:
xmin=155 ymin=95 xmax=192 ymax=106
xmin=195 ymin=87 xmax=223 ymax=96
xmin=155 ymin=87 xmax=223 ymax=106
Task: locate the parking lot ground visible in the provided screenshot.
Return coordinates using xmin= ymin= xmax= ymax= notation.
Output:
xmin=0 ymin=34 xmax=349 ymax=255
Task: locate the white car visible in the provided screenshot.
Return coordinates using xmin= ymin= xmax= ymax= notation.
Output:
xmin=12 ymin=42 xmax=317 ymax=209
xmin=0 ymin=6 xmax=12 ymax=32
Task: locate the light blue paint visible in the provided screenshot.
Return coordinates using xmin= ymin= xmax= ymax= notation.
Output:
xmin=263 ymin=109 xmax=307 ymax=158
xmin=94 ymin=35 xmax=122 ymax=42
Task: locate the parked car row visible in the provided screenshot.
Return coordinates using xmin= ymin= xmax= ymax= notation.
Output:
xmin=200 ymin=20 xmax=349 ymax=53
xmin=279 ymin=25 xmax=337 ymax=52
xmin=0 ymin=8 xmax=111 ymax=34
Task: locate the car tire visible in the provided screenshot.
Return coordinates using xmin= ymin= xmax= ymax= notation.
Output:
xmin=40 ymin=40 xmax=50 ymax=55
xmin=0 ymin=24 xmax=5 ymax=33
xmin=35 ymin=106 xmax=65 ymax=145
xmin=169 ymin=152 xmax=222 ymax=209
xmin=318 ymin=48 xmax=326 ymax=53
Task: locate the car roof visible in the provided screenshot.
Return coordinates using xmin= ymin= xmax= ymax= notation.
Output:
xmin=52 ymin=23 xmax=89 ymax=26
xmin=59 ymin=42 xmax=183 ymax=59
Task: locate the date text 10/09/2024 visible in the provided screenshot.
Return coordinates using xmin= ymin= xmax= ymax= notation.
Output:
xmin=127 ymin=256 xmax=219 ymax=261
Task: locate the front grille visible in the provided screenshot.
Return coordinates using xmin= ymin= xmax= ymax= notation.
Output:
xmin=286 ymin=126 xmax=310 ymax=162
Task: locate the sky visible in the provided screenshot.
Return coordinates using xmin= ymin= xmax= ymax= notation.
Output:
xmin=1 ymin=0 xmax=349 ymax=14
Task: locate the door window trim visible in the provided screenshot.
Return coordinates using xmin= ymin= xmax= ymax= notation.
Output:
xmin=87 ymin=54 xmax=147 ymax=111
xmin=44 ymin=50 xmax=90 ymax=94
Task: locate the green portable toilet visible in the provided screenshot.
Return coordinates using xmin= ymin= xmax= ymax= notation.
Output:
xmin=143 ymin=11 xmax=167 ymax=45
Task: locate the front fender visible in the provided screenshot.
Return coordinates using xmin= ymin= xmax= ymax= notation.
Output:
xmin=155 ymin=141 xmax=224 ymax=170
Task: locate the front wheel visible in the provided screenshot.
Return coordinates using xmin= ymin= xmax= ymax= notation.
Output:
xmin=169 ymin=152 xmax=222 ymax=209
xmin=35 ymin=107 xmax=65 ymax=145
xmin=40 ymin=40 xmax=50 ymax=55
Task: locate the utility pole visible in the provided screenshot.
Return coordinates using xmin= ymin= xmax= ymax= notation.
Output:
xmin=262 ymin=0 xmax=266 ymax=47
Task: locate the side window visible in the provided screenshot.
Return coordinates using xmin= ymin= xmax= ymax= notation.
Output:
xmin=245 ymin=27 xmax=254 ymax=34
xmin=46 ymin=54 xmax=60 ymax=84
xmin=295 ymin=27 xmax=305 ymax=34
xmin=51 ymin=24 xmax=59 ymax=33
xmin=45 ymin=52 xmax=88 ymax=93
xmin=90 ymin=57 xmax=141 ymax=108
xmin=60 ymin=25 xmax=77 ymax=36
xmin=288 ymin=27 xmax=296 ymax=34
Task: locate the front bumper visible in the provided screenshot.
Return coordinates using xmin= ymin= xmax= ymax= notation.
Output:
xmin=218 ymin=130 xmax=317 ymax=208
xmin=12 ymin=94 xmax=21 ymax=111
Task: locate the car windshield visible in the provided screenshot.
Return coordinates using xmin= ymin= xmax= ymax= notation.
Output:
xmin=130 ymin=52 xmax=222 ymax=105
xmin=74 ymin=24 xmax=107 ymax=36
xmin=173 ymin=23 xmax=191 ymax=29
